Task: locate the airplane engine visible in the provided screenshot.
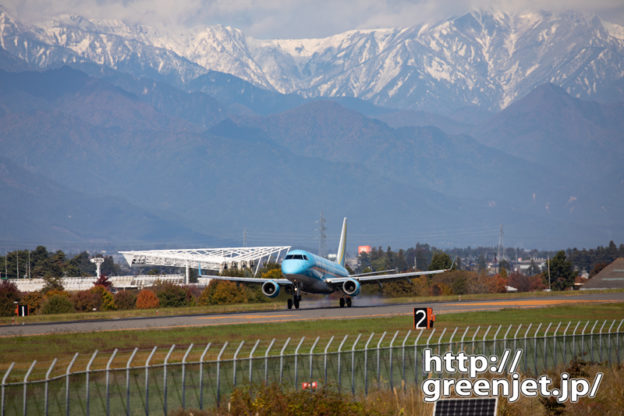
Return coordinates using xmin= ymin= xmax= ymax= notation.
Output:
xmin=262 ymin=280 xmax=280 ymax=298
xmin=342 ymin=279 xmax=361 ymax=297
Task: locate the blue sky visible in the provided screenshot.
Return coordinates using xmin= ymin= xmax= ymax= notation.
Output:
xmin=4 ymin=0 xmax=624 ymax=38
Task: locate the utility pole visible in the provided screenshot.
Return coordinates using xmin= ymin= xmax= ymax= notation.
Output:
xmin=16 ymin=250 xmax=19 ymax=279
xmin=318 ymin=212 xmax=327 ymax=258
xmin=547 ymin=257 xmax=551 ymax=291
xmin=497 ymin=225 xmax=504 ymax=270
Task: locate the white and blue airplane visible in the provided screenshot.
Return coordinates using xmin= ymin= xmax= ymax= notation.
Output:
xmin=205 ymin=218 xmax=448 ymax=309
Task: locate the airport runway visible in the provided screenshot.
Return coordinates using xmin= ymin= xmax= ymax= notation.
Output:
xmin=2 ymin=292 xmax=623 ymax=337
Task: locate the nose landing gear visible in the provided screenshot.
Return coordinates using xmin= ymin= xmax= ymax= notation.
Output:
xmin=339 ymin=296 xmax=352 ymax=308
xmin=287 ymin=285 xmax=301 ymax=309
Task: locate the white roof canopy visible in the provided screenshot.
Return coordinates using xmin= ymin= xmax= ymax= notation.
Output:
xmin=120 ymin=246 xmax=291 ymax=274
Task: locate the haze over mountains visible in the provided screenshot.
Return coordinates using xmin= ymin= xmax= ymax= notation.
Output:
xmin=0 ymin=7 xmax=622 ymax=251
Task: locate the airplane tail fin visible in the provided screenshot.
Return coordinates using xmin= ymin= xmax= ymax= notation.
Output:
xmin=336 ymin=217 xmax=347 ymax=267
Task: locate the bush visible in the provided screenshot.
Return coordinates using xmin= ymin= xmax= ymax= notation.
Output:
xmin=153 ymin=281 xmax=188 ymax=307
xmin=91 ymin=285 xmax=116 ymax=310
xmin=21 ymin=291 xmax=44 ymax=314
xmin=72 ymin=289 xmax=102 ymax=312
xmin=41 ymin=295 xmax=74 ymax=315
xmin=0 ymin=280 xmax=20 ymax=316
xmin=114 ymin=290 xmax=137 ymax=310
xmin=199 ymin=280 xmax=249 ymax=305
xmin=136 ymin=289 xmax=159 ymax=309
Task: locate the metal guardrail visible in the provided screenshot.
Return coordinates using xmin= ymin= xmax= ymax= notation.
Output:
xmin=1 ymin=319 xmax=623 ymax=415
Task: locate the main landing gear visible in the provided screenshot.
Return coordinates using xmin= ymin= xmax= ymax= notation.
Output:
xmin=288 ymin=286 xmax=301 ymax=310
xmin=339 ymin=297 xmax=352 ymax=308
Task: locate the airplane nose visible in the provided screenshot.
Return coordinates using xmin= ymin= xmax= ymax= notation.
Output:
xmin=281 ymin=260 xmax=305 ymax=276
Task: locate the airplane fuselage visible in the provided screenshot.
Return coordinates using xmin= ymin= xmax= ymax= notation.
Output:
xmin=280 ymin=249 xmax=348 ymax=294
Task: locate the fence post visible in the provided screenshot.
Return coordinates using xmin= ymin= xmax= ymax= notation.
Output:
xmin=294 ymin=337 xmax=305 ymax=388
xmin=543 ymin=323 xmax=552 ymax=370
xmin=323 ymin=336 xmax=334 ymax=386
xmin=590 ymin=321 xmax=598 ymax=362
xmin=105 ymin=349 xmax=118 ymax=416
xmin=414 ymin=331 xmax=424 ymax=386
xmin=216 ymin=342 xmax=228 ymax=407
xmin=569 ymin=321 xmax=577 ymax=360
xmin=144 ymin=346 xmax=157 ymax=416
xmin=481 ymin=326 xmax=491 ymax=355
xmin=553 ymin=322 xmax=561 ymax=368
xmin=580 ymin=321 xmax=589 ymax=357
xmin=617 ymin=320 xmax=624 ymax=365
xmin=23 ymin=360 xmax=36 ymax=416
xmin=607 ymin=320 xmax=615 ymax=365
xmin=460 ymin=327 xmax=470 ymax=352
xmin=66 ymin=352 xmax=79 ymax=416
xmin=533 ymin=323 xmax=542 ymax=375
xmin=513 ymin=324 xmax=522 ymax=353
xmin=598 ymin=320 xmax=607 ymax=363
xmin=85 ymin=350 xmax=98 ymax=416
xmin=309 ymin=336 xmax=320 ymax=380
xmin=376 ymin=332 xmax=387 ymax=388
xmin=264 ymin=339 xmax=275 ymax=385
xmin=279 ymin=338 xmax=291 ymax=385
xmin=503 ymin=324 xmax=512 ymax=352
xmin=351 ymin=334 xmax=362 ymax=395
xmin=233 ymin=340 xmax=245 ymax=387
xmin=401 ymin=330 xmax=412 ymax=390
xmin=388 ymin=331 xmax=399 ymax=390
xmin=198 ymin=343 xmax=211 ymax=410
xmin=163 ymin=344 xmax=176 ymax=414
xmin=492 ymin=325 xmax=502 ymax=356
xmin=523 ymin=324 xmax=532 ymax=374
xmin=448 ymin=328 xmax=458 ymax=352
xmin=249 ymin=339 xmax=260 ymax=384
xmin=337 ymin=335 xmax=348 ymax=391
xmin=1 ymin=362 xmax=13 ymax=416
xmin=125 ymin=348 xmax=138 ymax=416
xmin=364 ymin=333 xmax=375 ymax=395
xmin=44 ymin=359 xmax=56 ymax=416
xmin=470 ymin=327 xmax=479 ymax=354
xmin=182 ymin=344 xmax=194 ymax=409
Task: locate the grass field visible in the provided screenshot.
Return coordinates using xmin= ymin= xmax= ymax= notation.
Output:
xmin=3 ymin=301 xmax=623 ymax=382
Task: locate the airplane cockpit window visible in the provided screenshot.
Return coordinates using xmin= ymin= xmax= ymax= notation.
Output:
xmin=302 ymin=255 xmax=308 ymax=260
xmin=285 ymin=254 xmax=307 ymax=260
xmin=285 ymin=255 xmax=294 ymax=260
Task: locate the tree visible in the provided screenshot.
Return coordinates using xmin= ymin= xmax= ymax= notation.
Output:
xmin=42 ymin=272 xmax=64 ymax=293
xmin=136 ymin=289 xmax=159 ymax=309
xmin=549 ymin=251 xmax=576 ymax=291
xmin=0 ymin=280 xmax=20 ymax=316
xmin=429 ymin=252 xmax=452 ymax=271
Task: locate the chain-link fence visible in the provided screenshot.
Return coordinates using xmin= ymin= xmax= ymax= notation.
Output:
xmin=2 ymin=319 xmax=623 ymax=415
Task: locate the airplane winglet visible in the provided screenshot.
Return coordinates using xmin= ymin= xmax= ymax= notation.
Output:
xmin=336 ymin=217 xmax=347 ymax=267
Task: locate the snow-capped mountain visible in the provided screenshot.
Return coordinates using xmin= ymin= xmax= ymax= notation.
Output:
xmin=1 ymin=6 xmax=623 ymax=112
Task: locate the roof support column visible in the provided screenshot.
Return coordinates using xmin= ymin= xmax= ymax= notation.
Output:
xmin=185 ymin=262 xmax=189 ymax=285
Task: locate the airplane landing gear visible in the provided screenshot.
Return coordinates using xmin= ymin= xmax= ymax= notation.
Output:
xmin=346 ymin=297 xmax=352 ymax=307
xmin=339 ymin=296 xmax=352 ymax=308
xmin=288 ymin=285 xmax=301 ymax=309
xmin=339 ymin=297 xmax=345 ymax=308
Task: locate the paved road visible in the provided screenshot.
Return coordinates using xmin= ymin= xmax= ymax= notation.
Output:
xmin=2 ymin=292 xmax=623 ymax=337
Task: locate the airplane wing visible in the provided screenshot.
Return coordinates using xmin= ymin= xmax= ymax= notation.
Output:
xmin=325 ymin=269 xmax=448 ymax=284
xmin=200 ymin=274 xmax=292 ymax=285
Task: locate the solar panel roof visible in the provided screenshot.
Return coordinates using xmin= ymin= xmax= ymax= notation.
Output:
xmin=433 ymin=398 xmax=497 ymax=416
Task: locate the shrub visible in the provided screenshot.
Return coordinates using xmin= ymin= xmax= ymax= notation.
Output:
xmin=114 ymin=290 xmax=137 ymax=310
xmin=0 ymin=280 xmax=20 ymax=316
xmin=153 ymin=281 xmax=188 ymax=307
xmin=41 ymin=295 xmax=74 ymax=315
xmin=91 ymin=285 xmax=116 ymax=310
xmin=136 ymin=289 xmax=159 ymax=309
xmin=199 ymin=280 xmax=249 ymax=305
xmin=21 ymin=291 xmax=44 ymax=314
xmin=72 ymin=289 xmax=102 ymax=312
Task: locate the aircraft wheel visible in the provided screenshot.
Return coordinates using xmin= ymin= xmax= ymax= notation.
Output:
xmin=294 ymin=298 xmax=300 ymax=309
xmin=339 ymin=297 xmax=345 ymax=308
xmin=288 ymin=299 xmax=293 ymax=310
xmin=346 ymin=297 xmax=352 ymax=307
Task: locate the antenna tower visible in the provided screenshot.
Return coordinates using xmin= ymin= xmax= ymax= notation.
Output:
xmin=497 ymin=225 xmax=504 ymax=265
xmin=318 ymin=212 xmax=327 ymax=257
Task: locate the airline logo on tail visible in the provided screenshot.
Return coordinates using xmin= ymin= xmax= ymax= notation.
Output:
xmin=336 ymin=217 xmax=347 ymax=267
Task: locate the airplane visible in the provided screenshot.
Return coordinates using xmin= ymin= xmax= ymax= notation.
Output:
xmin=203 ymin=218 xmax=449 ymax=309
